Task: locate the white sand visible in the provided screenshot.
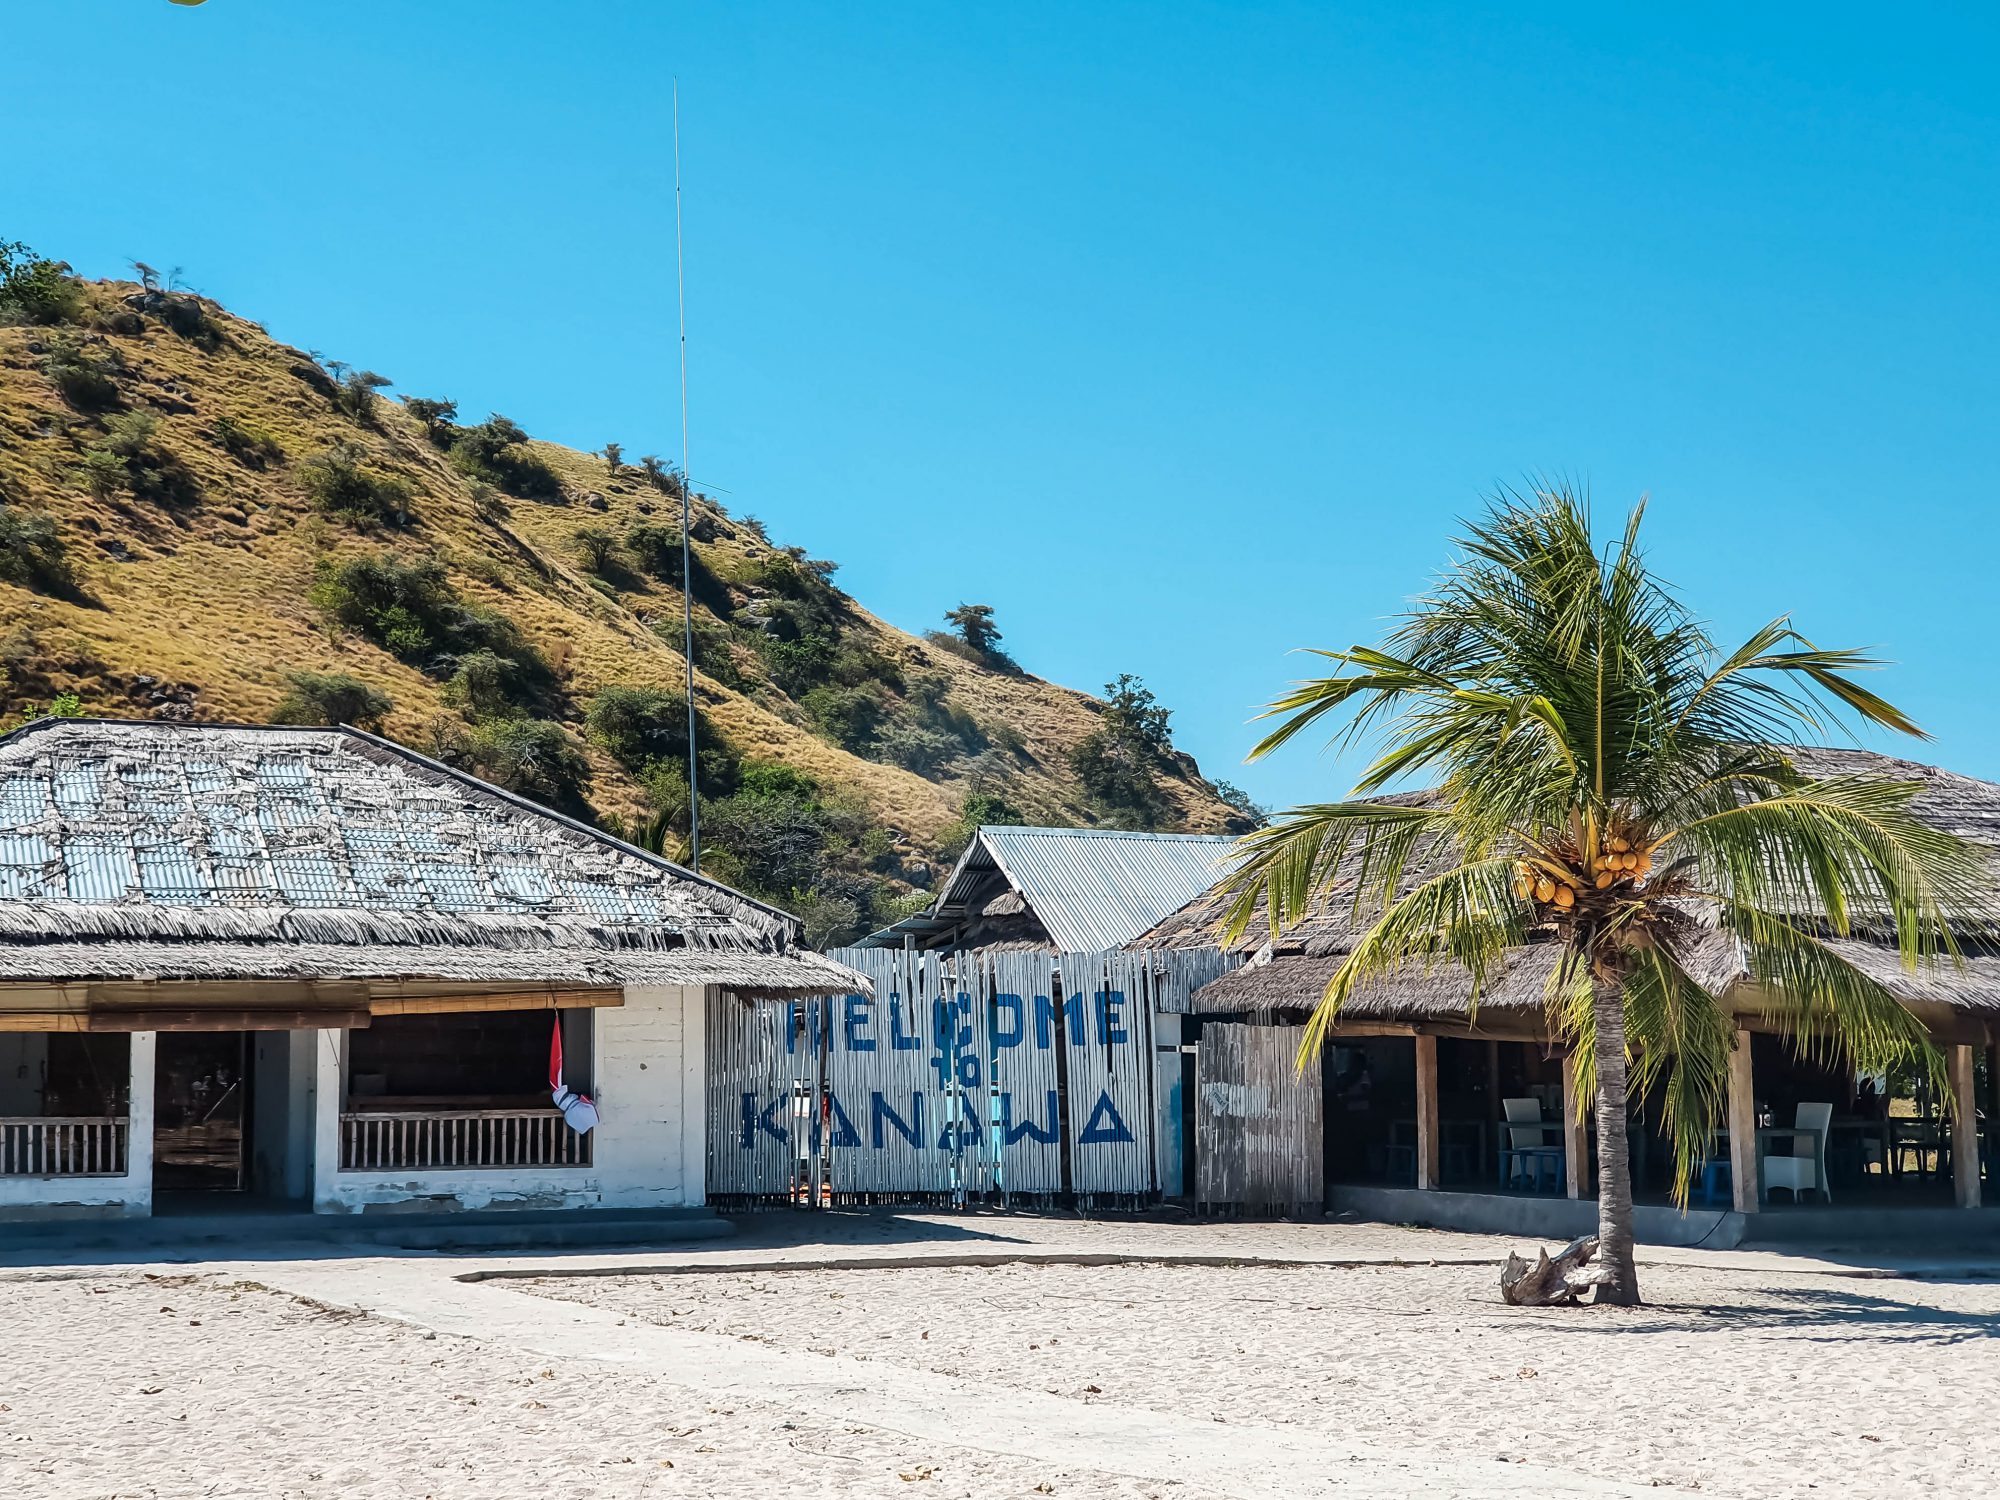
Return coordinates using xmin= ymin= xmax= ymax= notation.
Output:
xmin=0 ymin=1271 xmax=1226 ymax=1500
xmin=526 ymin=1258 xmax=2000 ymax=1499
xmin=5 ymin=1217 xmax=1997 ymax=1499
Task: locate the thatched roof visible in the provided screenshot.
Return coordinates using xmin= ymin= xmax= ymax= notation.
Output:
xmin=0 ymin=719 xmax=862 ymax=997
xmin=1138 ymin=748 xmax=2000 ymax=1022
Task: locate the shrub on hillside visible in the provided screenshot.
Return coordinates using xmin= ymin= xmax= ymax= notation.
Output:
xmin=271 ymin=670 xmax=393 ymax=731
xmin=402 ymin=396 xmax=458 ymax=446
xmin=458 ymin=716 xmax=593 ymax=815
xmin=332 ymin=370 xmax=392 ymax=425
xmin=300 ymin=443 xmax=415 ymax=527
xmin=800 ymin=683 xmax=887 ymax=752
xmin=213 ymin=415 xmax=284 ymax=469
xmin=1069 ymin=673 xmax=1176 ymax=829
xmin=0 ymin=240 xmax=83 ymax=325
xmin=82 ymin=413 xmax=200 ymax=509
xmin=40 ymin=336 xmax=122 ymax=411
xmin=570 ymin=526 xmax=620 ymax=574
xmin=875 ymin=720 xmax=958 ymax=776
xmin=448 ymin=414 xmax=562 ymax=501
xmin=309 ymin=555 xmax=548 ymax=691
xmin=0 ymin=505 xmax=77 ymax=595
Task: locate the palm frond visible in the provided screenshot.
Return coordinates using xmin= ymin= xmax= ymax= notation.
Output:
xmin=1215 ymin=801 xmax=1447 ymax=944
xmin=1665 ymin=777 xmax=1991 ymax=962
xmin=1300 ymin=858 xmax=1523 ymax=1062
xmin=1729 ymin=903 xmax=1948 ymax=1089
xmin=1622 ymin=947 xmax=1733 ymax=1205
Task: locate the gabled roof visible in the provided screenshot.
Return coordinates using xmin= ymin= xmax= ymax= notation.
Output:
xmin=0 ymin=718 xmax=860 ymax=996
xmin=855 ymin=824 xmax=1239 ymax=953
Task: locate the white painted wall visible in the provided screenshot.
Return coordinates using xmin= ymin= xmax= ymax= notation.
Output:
xmin=0 ymin=1031 xmax=154 ymax=1219
xmin=312 ymin=986 xmax=709 ymax=1214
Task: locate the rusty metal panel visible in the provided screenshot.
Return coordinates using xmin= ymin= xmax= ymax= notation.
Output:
xmin=1194 ymin=1023 xmax=1323 ymax=1213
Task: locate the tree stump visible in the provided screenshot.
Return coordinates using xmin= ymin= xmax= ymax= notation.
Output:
xmin=1499 ymin=1234 xmax=1601 ymax=1306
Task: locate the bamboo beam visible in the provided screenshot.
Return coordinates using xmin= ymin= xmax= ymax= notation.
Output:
xmin=1561 ymin=1052 xmax=1588 ymax=1200
xmin=367 ymin=989 xmax=622 ymax=1016
xmin=1951 ymin=1043 xmax=1981 ymax=1210
xmin=1728 ymin=1027 xmax=1759 ymax=1214
xmin=1414 ymin=1033 xmax=1440 ymax=1191
xmin=0 ymin=1012 xmax=89 ymax=1032
xmin=87 ymin=1008 xmax=372 ymax=1032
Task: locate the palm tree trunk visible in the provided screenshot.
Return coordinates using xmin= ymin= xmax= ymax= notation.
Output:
xmin=1590 ymin=975 xmax=1642 ymax=1305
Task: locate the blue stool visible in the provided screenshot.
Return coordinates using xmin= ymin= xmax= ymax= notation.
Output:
xmin=1695 ymin=1158 xmax=1732 ymax=1207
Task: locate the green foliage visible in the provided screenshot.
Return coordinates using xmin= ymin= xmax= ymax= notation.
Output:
xmin=875 ymin=720 xmax=958 ymax=775
xmin=272 ymin=670 xmax=393 ymax=730
xmin=41 ymin=336 xmax=122 ymax=411
xmin=16 ymin=691 xmax=83 ymax=728
xmin=441 ymin=648 xmax=518 ymax=718
xmin=457 ymin=716 xmax=593 ymax=815
xmin=300 ymin=442 xmax=415 ymax=527
xmin=402 ymin=396 xmax=458 ymax=445
xmin=214 ymin=415 xmax=284 ymax=469
xmin=625 ymin=522 xmax=684 ymax=580
xmin=1069 ymin=673 xmax=1176 ymax=828
xmin=449 ymin=414 xmax=562 ymax=501
xmin=0 ymin=505 xmax=76 ymax=595
xmin=699 ymin=760 xmax=834 ymax=900
xmin=570 ymin=525 xmax=619 ymax=574
xmin=83 ymin=413 xmax=201 ymax=509
xmin=1210 ymin=779 xmax=1267 ymax=829
xmin=310 ymin=555 xmax=548 ymax=693
xmin=755 ymin=629 xmax=839 ymax=696
xmin=937 ymin=603 xmax=1016 ymax=668
xmin=638 ymin=455 xmax=683 ymax=497
xmin=938 ymin=788 xmax=1026 ymax=858
xmin=801 ymin=682 xmax=888 ymax=751
xmin=1216 ymin=487 xmax=1995 ymax=1282
xmin=0 ymin=240 xmax=82 ymax=325
xmin=332 ymin=369 xmax=392 ymax=425
xmin=601 ymin=441 xmax=623 ymax=473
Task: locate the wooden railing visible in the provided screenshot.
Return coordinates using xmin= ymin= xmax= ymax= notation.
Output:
xmin=339 ymin=1109 xmax=592 ymax=1172
xmin=0 ymin=1117 xmax=130 ymax=1177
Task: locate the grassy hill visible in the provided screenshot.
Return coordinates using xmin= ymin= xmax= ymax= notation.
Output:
xmin=0 ymin=249 xmax=1254 ymax=941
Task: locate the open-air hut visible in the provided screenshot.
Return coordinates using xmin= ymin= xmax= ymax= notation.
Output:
xmin=1136 ymin=748 xmax=2000 ymax=1243
xmin=0 ymin=718 xmax=861 ymax=1220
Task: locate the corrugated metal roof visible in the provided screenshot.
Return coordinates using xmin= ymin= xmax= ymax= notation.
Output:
xmin=974 ymin=826 xmax=1237 ymax=953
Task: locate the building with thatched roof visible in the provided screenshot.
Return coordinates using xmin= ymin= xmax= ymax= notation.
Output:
xmin=1132 ymin=749 xmax=2000 ymax=1242
xmin=0 ymin=718 xmax=861 ymax=1220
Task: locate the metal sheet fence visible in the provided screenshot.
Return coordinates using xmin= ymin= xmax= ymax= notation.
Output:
xmin=707 ymin=946 xmax=1236 ymax=1206
xmin=1194 ymin=1023 xmax=1324 ymax=1213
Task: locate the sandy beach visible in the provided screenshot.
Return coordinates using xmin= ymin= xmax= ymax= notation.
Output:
xmin=4 ymin=1216 xmax=1997 ymax=1499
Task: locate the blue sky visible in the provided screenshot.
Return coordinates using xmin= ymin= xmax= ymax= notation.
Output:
xmin=12 ymin=3 xmax=2000 ymax=810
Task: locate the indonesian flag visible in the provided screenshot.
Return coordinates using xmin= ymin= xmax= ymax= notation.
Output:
xmin=549 ymin=1016 xmax=599 ymax=1136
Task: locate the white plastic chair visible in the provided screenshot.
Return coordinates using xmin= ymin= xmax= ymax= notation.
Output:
xmin=1499 ymin=1097 xmax=1559 ymax=1190
xmin=1762 ymin=1102 xmax=1833 ymax=1203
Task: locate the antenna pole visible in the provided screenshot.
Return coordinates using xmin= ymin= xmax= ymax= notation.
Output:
xmin=674 ymin=79 xmax=701 ymax=873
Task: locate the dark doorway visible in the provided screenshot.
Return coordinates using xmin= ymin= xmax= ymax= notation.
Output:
xmin=153 ymin=1031 xmax=250 ymax=1193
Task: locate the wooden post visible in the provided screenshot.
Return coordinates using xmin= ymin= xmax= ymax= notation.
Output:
xmin=1561 ymin=1052 xmax=1588 ymax=1199
xmin=1952 ymin=1042 xmax=1981 ymax=1210
xmin=1414 ymin=1032 xmax=1440 ymax=1190
xmin=1728 ymin=1026 xmax=1759 ymax=1214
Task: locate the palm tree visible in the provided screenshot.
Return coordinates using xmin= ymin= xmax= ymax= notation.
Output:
xmin=1219 ymin=488 xmax=1989 ymax=1305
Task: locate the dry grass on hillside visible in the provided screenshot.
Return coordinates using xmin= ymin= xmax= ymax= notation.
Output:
xmin=0 ymin=280 xmax=1238 ymax=887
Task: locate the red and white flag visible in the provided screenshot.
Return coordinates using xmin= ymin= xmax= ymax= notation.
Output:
xmin=549 ymin=1016 xmax=599 ymax=1136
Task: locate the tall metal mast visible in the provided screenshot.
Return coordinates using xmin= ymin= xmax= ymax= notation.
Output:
xmin=673 ymin=79 xmax=700 ymax=872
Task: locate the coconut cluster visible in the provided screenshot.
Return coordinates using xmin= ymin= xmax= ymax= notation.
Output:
xmin=1511 ymin=826 xmax=1655 ymax=915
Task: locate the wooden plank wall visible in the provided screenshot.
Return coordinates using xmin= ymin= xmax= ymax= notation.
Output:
xmin=1194 ymin=1023 xmax=1324 ymax=1214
